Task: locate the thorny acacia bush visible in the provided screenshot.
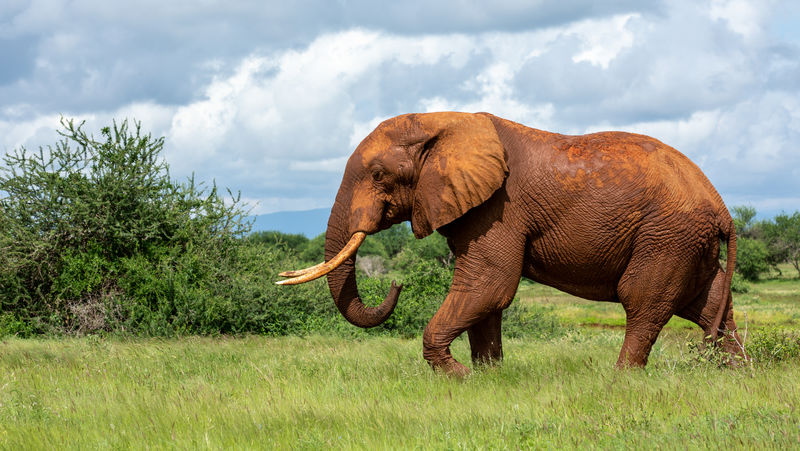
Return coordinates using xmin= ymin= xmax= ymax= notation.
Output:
xmin=0 ymin=119 xmax=276 ymax=335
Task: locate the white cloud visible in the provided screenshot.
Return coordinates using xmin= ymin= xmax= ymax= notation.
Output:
xmin=289 ymin=156 xmax=349 ymax=173
xmin=2 ymin=1 xmax=799 ymax=218
xmin=710 ymin=0 xmax=770 ymax=38
xmin=569 ymin=13 xmax=638 ymax=68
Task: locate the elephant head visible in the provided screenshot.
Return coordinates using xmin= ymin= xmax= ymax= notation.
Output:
xmin=277 ymin=112 xmax=508 ymax=328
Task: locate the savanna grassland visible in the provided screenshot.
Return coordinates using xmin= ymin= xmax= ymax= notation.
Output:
xmin=2 ymin=271 xmax=799 ymax=450
xmin=3 ymin=120 xmax=800 ymax=449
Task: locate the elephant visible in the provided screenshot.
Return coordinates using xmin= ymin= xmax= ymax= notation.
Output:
xmin=278 ymin=112 xmax=744 ymax=376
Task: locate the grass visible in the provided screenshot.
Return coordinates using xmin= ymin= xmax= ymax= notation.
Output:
xmin=2 ymin=333 xmax=800 ymax=449
xmin=1 ymin=267 xmax=799 ymax=449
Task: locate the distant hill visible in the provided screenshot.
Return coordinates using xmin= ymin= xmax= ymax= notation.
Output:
xmin=250 ymin=207 xmax=330 ymax=237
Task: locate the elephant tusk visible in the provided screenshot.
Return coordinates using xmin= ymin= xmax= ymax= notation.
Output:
xmin=276 ymin=232 xmax=366 ymax=285
xmin=278 ymin=262 xmax=325 ymax=277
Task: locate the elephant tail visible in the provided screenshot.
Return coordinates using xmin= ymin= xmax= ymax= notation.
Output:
xmin=710 ymin=219 xmax=737 ymax=341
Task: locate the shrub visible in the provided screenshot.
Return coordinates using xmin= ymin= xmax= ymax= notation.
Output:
xmin=502 ymin=301 xmax=566 ymax=339
xmin=746 ymin=328 xmax=800 ymax=365
xmin=357 ymin=259 xmax=452 ymax=338
xmin=730 ymin=272 xmax=750 ymax=294
xmin=735 ymin=237 xmax=770 ymax=281
xmin=247 ymin=231 xmax=309 ymax=251
xmin=394 ymin=232 xmax=453 ymax=271
xmin=0 ymin=118 xmax=250 ymax=334
xmin=354 ymin=260 xmax=565 ymax=340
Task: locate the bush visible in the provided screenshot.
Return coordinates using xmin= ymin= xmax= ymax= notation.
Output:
xmin=730 ymin=272 xmax=750 ymax=294
xmin=502 ymin=302 xmax=566 ymax=339
xmin=354 ymin=260 xmax=565 ymax=340
xmin=747 ymin=328 xmax=800 ymax=365
xmin=0 ymin=118 xmax=251 ymax=334
xmin=358 ymin=259 xmax=452 ymax=338
xmin=394 ymin=232 xmax=453 ymax=271
xmin=735 ymin=237 xmax=770 ymax=281
xmin=247 ymin=231 xmax=309 ymax=251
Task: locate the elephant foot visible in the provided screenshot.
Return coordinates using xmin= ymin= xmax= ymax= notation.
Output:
xmin=432 ymin=357 xmax=471 ymax=378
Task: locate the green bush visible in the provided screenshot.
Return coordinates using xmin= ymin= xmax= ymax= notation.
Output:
xmin=730 ymin=272 xmax=750 ymax=294
xmin=247 ymin=231 xmax=309 ymax=251
xmin=0 ymin=312 xmax=35 ymax=338
xmin=502 ymin=301 xmax=566 ymax=339
xmin=299 ymin=233 xmax=326 ymax=263
xmin=354 ymin=260 xmax=565 ymax=340
xmin=358 ymin=259 xmax=452 ymax=338
xmin=746 ymin=328 xmax=800 ymax=365
xmin=0 ymin=118 xmax=253 ymax=334
xmin=736 ymin=237 xmax=770 ymax=281
xmin=393 ymin=232 xmax=453 ymax=271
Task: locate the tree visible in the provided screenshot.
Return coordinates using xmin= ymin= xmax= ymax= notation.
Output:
xmin=762 ymin=212 xmax=800 ymax=278
xmin=371 ymin=222 xmax=413 ymax=258
xmin=248 ymin=230 xmax=309 ymax=251
xmin=728 ymin=205 xmax=769 ymax=281
xmin=393 ymin=232 xmax=453 ymax=270
xmin=732 ymin=205 xmax=758 ymax=238
xmin=736 ymin=237 xmax=770 ymax=281
xmin=299 ymin=232 xmax=326 ymax=262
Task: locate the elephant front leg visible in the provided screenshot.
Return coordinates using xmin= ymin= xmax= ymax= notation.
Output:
xmin=423 ymin=283 xmax=517 ymax=376
xmin=468 ymin=311 xmax=503 ymax=366
xmin=422 ymin=290 xmax=487 ymax=377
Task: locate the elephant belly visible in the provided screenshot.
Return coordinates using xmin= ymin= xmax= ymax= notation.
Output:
xmin=522 ymin=234 xmax=629 ymax=302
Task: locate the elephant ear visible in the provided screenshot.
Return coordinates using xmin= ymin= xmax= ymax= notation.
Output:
xmin=410 ymin=113 xmax=508 ymax=238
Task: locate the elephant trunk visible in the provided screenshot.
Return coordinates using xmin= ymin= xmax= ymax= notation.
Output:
xmin=323 ymin=200 xmax=401 ymax=328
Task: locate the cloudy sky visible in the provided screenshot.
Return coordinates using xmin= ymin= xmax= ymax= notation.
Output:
xmin=1 ymin=0 xmax=799 ymax=217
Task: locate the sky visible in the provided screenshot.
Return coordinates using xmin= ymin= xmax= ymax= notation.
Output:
xmin=1 ymin=0 xmax=799 ymax=218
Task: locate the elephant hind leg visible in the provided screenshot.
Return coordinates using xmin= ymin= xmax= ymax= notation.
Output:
xmin=676 ymin=267 xmax=746 ymax=360
xmin=617 ymin=308 xmax=674 ymax=367
xmin=615 ymin=256 xmax=694 ymax=367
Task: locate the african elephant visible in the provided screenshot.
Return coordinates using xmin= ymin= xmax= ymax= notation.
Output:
xmin=278 ymin=112 xmax=744 ymax=376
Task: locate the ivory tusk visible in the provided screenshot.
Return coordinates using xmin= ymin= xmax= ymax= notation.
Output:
xmin=278 ymin=262 xmax=325 ymax=277
xmin=276 ymin=232 xmax=366 ymax=285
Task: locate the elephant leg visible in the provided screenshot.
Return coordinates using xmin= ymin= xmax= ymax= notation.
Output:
xmin=423 ymin=264 xmax=520 ymax=376
xmin=677 ymin=267 xmax=746 ymax=360
xmin=617 ymin=308 xmax=674 ymax=367
xmin=615 ymin=253 xmax=691 ymax=367
xmin=425 ymin=216 xmax=524 ymax=376
xmin=423 ymin=290 xmax=494 ymax=377
xmin=468 ymin=311 xmax=503 ymax=366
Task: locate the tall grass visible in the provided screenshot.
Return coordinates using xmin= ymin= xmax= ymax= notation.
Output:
xmin=2 ymin=333 xmax=799 ymax=449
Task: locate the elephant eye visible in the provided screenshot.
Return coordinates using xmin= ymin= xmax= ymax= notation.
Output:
xmin=372 ymin=169 xmax=384 ymax=182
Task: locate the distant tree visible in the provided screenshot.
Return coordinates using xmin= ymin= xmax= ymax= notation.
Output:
xmin=736 ymin=237 xmax=770 ymax=281
xmin=248 ymin=230 xmax=309 ymax=251
xmin=299 ymin=232 xmax=325 ymax=262
xmin=372 ymin=222 xmax=413 ymax=258
xmin=728 ymin=205 xmax=768 ymax=281
xmin=762 ymin=212 xmax=800 ymax=278
xmin=358 ymin=236 xmax=388 ymax=258
xmin=732 ymin=205 xmax=758 ymax=238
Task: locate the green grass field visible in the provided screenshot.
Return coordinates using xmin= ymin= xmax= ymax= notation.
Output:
xmin=2 ymin=269 xmax=799 ymax=449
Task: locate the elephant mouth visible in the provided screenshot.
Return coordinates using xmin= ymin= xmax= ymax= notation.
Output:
xmin=275 ymin=232 xmax=366 ymax=285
